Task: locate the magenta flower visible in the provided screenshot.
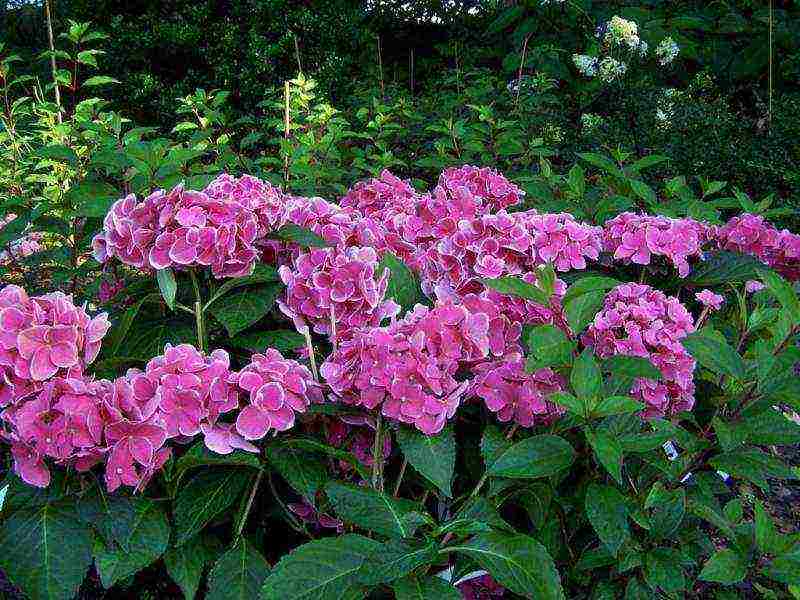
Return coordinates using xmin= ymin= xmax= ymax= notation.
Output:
xmin=340 ymin=169 xmax=419 ymax=218
xmin=438 ymin=165 xmax=524 ymax=213
xmin=522 ymin=212 xmax=603 ymax=271
xmin=203 ymin=173 xmax=286 ymax=236
xmin=278 ymin=246 xmax=400 ymax=343
xmin=470 ymin=359 xmax=566 ymax=427
xmin=583 ymin=284 xmax=696 ymax=418
xmin=232 ymin=349 xmax=322 ymax=440
xmin=695 ymin=289 xmax=725 ymax=311
xmin=603 ymin=212 xmax=713 ymax=277
xmin=745 ymin=280 xmax=765 ymax=293
xmin=716 ymin=213 xmax=800 ymax=281
xmin=457 ymin=573 xmax=507 ymax=599
xmin=92 ymin=190 xmax=163 ymax=269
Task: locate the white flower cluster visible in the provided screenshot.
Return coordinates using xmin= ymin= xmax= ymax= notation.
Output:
xmin=655 ymin=37 xmax=680 ymax=66
xmin=605 ymin=16 xmax=641 ymax=51
xmin=573 ymin=54 xmax=598 ymax=77
xmin=656 ymin=88 xmax=681 ymax=129
xmin=598 ymin=57 xmax=627 ymax=83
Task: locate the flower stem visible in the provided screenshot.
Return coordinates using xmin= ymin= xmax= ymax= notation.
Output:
xmin=236 ymin=470 xmax=263 ymax=538
xmin=189 ymin=270 xmax=205 ymax=352
xmin=303 ymin=328 xmax=319 ymax=381
xmin=372 ymin=412 xmax=384 ymax=492
xmin=393 ymin=458 xmax=407 ymax=497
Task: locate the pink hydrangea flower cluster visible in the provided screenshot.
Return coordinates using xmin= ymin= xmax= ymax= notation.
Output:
xmin=93 ymin=178 xmax=279 ymax=278
xmin=695 ymin=289 xmax=725 ymax=311
xmin=231 ymin=349 xmax=323 ymax=440
xmin=470 ymin=358 xmax=566 ymax=427
xmin=340 ymin=169 xmax=419 ymax=218
xmin=603 ymin=212 xmax=713 ymax=277
xmin=0 ymin=286 xmax=109 ymax=392
xmin=582 ymin=283 xmax=696 ymax=418
xmin=438 ymin=165 xmax=524 ymax=213
xmin=278 ymin=246 xmax=400 ymax=342
xmin=716 ymin=213 xmax=800 ymax=280
xmin=522 ymin=212 xmax=603 ymax=271
xmin=321 ymin=302 xmax=491 ymax=434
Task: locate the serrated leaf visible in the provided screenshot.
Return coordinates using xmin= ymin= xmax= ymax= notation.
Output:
xmin=571 ymin=348 xmax=601 ymax=400
xmin=644 ymin=548 xmax=685 ymax=593
xmin=686 ymin=251 xmax=760 ymax=286
xmin=358 ymin=539 xmax=438 ymax=585
xmin=228 ymin=329 xmax=306 ymax=353
xmin=266 ymin=446 xmax=327 ymax=499
xmin=165 ymin=534 xmax=220 ymax=600
xmin=205 ymin=264 xmax=280 ymax=310
xmin=261 ymin=534 xmax=379 ymax=600
xmin=682 ymin=328 xmax=745 ymax=381
xmin=759 ymin=268 xmax=800 ymax=325
xmin=379 ymin=252 xmax=422 ymax=312
xmin=699 ymin=549 xmax=747 ymax=584
xmin=325 ymin=482 xmax=428 ymax=538
xmin=208 ymin=538 xmax=270 ymax=600
xmin=564 ymin=290 xmax=605 ymax=335
xmin=82 ymin=75 xmax=120 ymax=87
xmin=174 ymin=469 xmax=250 ymax=545
xmin=585 ymin=484 xmax=629 ymax=556
xmin=174 ymin=441 xmax=261 ymax=482
xmin=271 ymin=223 xmax=331 ymax=248
xmin=710 ymin=448 xmax=796 ymax=491
xmin=603 ymin=355 xmax=662 ymax=381
xmin=481 ymin=276 xmax=550 ymax=305
xmin=488 ymin=434 xmax=575 ymax=479
xmin=586 ymin=430 xmax=624 ymax=484
xmin=396 ymin=425 xmax=455 ymax=497
xmin=449 ymin=532 xmax=565 ymax=599
xmin=525 ymin=324 xmax=574 ymax=370
xmin=209 ymin=283 xmax=282 ymax=336
xmin=593 ymin=396 xmax=644 ymax=418
xmin=0 ymin=500 xmax=93 ymax=600
xmin=393 ymin=575 xmax=460 ymax=600
xmin=156 ymin=268 xmax=177 ymax=310
xmin=94 ymin=500 xmax=169 ymax=588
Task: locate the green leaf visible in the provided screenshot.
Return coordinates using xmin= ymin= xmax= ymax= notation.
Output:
xmin=209 ymin=283 xmax=282 ymax=336
xmin=228 ymin=329 xmax=306 ymax=354
xmin=585 ymin=484 xmax=629 ymax=556
xmin=358 ymin=539 xmax=438 ymax=585
xmin=759 ymin=268 xmax=800 ymax=325
xmin=629 ymin=179 xmax=656 ymax=205
xmin=563 ymin=290 xmax=605 ymax=335
xmin=768 ymin=549 xmax=800 ymax=585
xmin=156 ymin=268 xmax=177 ymax=310
xmin=266 ymin=446 xmax=327 ymax=499
xmin=174 ymin=469 xmax=250 ymax=545
xmin=571 ymin=348 xmax=601 ymax=400
xmin=487 ymin=6 xmax=524 ymax=33
xmin=593 ymin=396 xmax=644 ymax=418
xmin=682 ymin=328 xmax=745 ymax=381
xmin=481 ymin=276 xmax=550 ymax=305
xmin=165 ymin=535 xmax=219 ymax=600
xmin=644 ymin=548 xmax=685 ymax=593
xmin=578 ymin=152 xmax=623 ymax=179
xmin=82 ymin=75 xmax=120 ymax=87
xmin=754 ymin=500 xmax=794 ymax=556
xmin=66 ymin=180 xmax=118 ymax=217
xmin=35 ymin=144 xmax=78 ymax=165
xmin=396 ymin=425 xmax=456 ymax=497
xmin=207 ymin=538 xmax=270 ymax=600
xmin=699 ymin=549 xmax=748 ymax=584
xmin=710 ymin=448 xmax=796 ymax=491
xmin=525 ymin=324 xmax=574 ymax=370
xmin=0 ymin=501 xmax=93 ymax=600
xmin=174 ymin=441 xmax=260 ymax=483
xmin=550 ymin=392 xmax=586 ymax=418
xmin=450 ymin=532 xmax=565 ymax=599
xmin=645 ymin=484 xmax=686 ymax=539
xmin=744 ymin=409 xmax=800 ymax=446
xmin=686 ymin=251 xmax=761 ymax=286
xmin=205 ymin=264 xmax=280 ymax=310
xmin=325 ymin=482 xmax=428 ymax=538
xmin=603 ymin=356 xmax=662 ymax=381
xmin=480 ymin=424 xmax=513 ymax=472
xmin=393 ymin=575 xmax=460 ymax=600
xmin=261 ymin=534 xmax=379 ymax=600
xmin=562 ymin=276 xmax=620 ymax=304
xmin=94 ymin=500 xmax=170 ymax=588
xmin=586 ymin=430 xmax=624 ymax=485
xmin=629 ymin=155 xmax=668 ymax=173
xmin=379 ymin=252 xmax=422 ymax=312
xmin=488 ymin=434 xmax=575 ymax=479
xmin=271 ymin=223 xmax=331 ymax=248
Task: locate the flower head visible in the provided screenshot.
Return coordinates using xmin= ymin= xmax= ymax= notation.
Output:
xmin=655 ymin=37 xmax=680 ymax=66
xmin=695 ymin=289 xmax=725 ymax=311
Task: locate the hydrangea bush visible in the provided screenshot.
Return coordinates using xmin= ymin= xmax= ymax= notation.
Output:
xmin=2 ymin=161 xmax=800 ymax=600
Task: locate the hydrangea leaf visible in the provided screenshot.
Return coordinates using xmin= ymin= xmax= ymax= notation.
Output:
xmin=393 ymin=575 xmax=461 ymax=600
xmin=165 ymin=534 xmax=221 ymax=600
xmin=325 ymin=482 xmax=430 ymax=538
xmin=207 ymin=538 xmax=270 ymax=600
xmin=378 ymin=252 xmax=423 ymax=313
xmin=396 ymin=424 xmax=456 ymax=497
xmin=265 ymin=446 xmax=327 ymax=500
xmin=0 ymin=500 xmax=93 ymax=600
xmin=261 ymin=534 xmax=379 ymax=600
xmin=682 ymin=327 xmax=745 ymax=381
xmin=358 ymin=539 xmax=438 ymax=585
xmin=174 ymin=469 xmax=251 ymax=545
xmin=449 ymin=531 xmax=565 ymax=599
xmin=698 ymin=549 xmax=748 ymax=584
xmin=487 ymin=434 xmax=575 ymax=479
xmin=585 ymin=483 xmax=630 ymax=556
xmin=94 ymin=499 xmax=169 ymax=588
xmin=209 ymin=283 xmax=282 ymax=337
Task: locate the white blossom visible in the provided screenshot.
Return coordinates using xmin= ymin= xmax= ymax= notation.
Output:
xmin=656 ymin=37 xmax=680 ymax=66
